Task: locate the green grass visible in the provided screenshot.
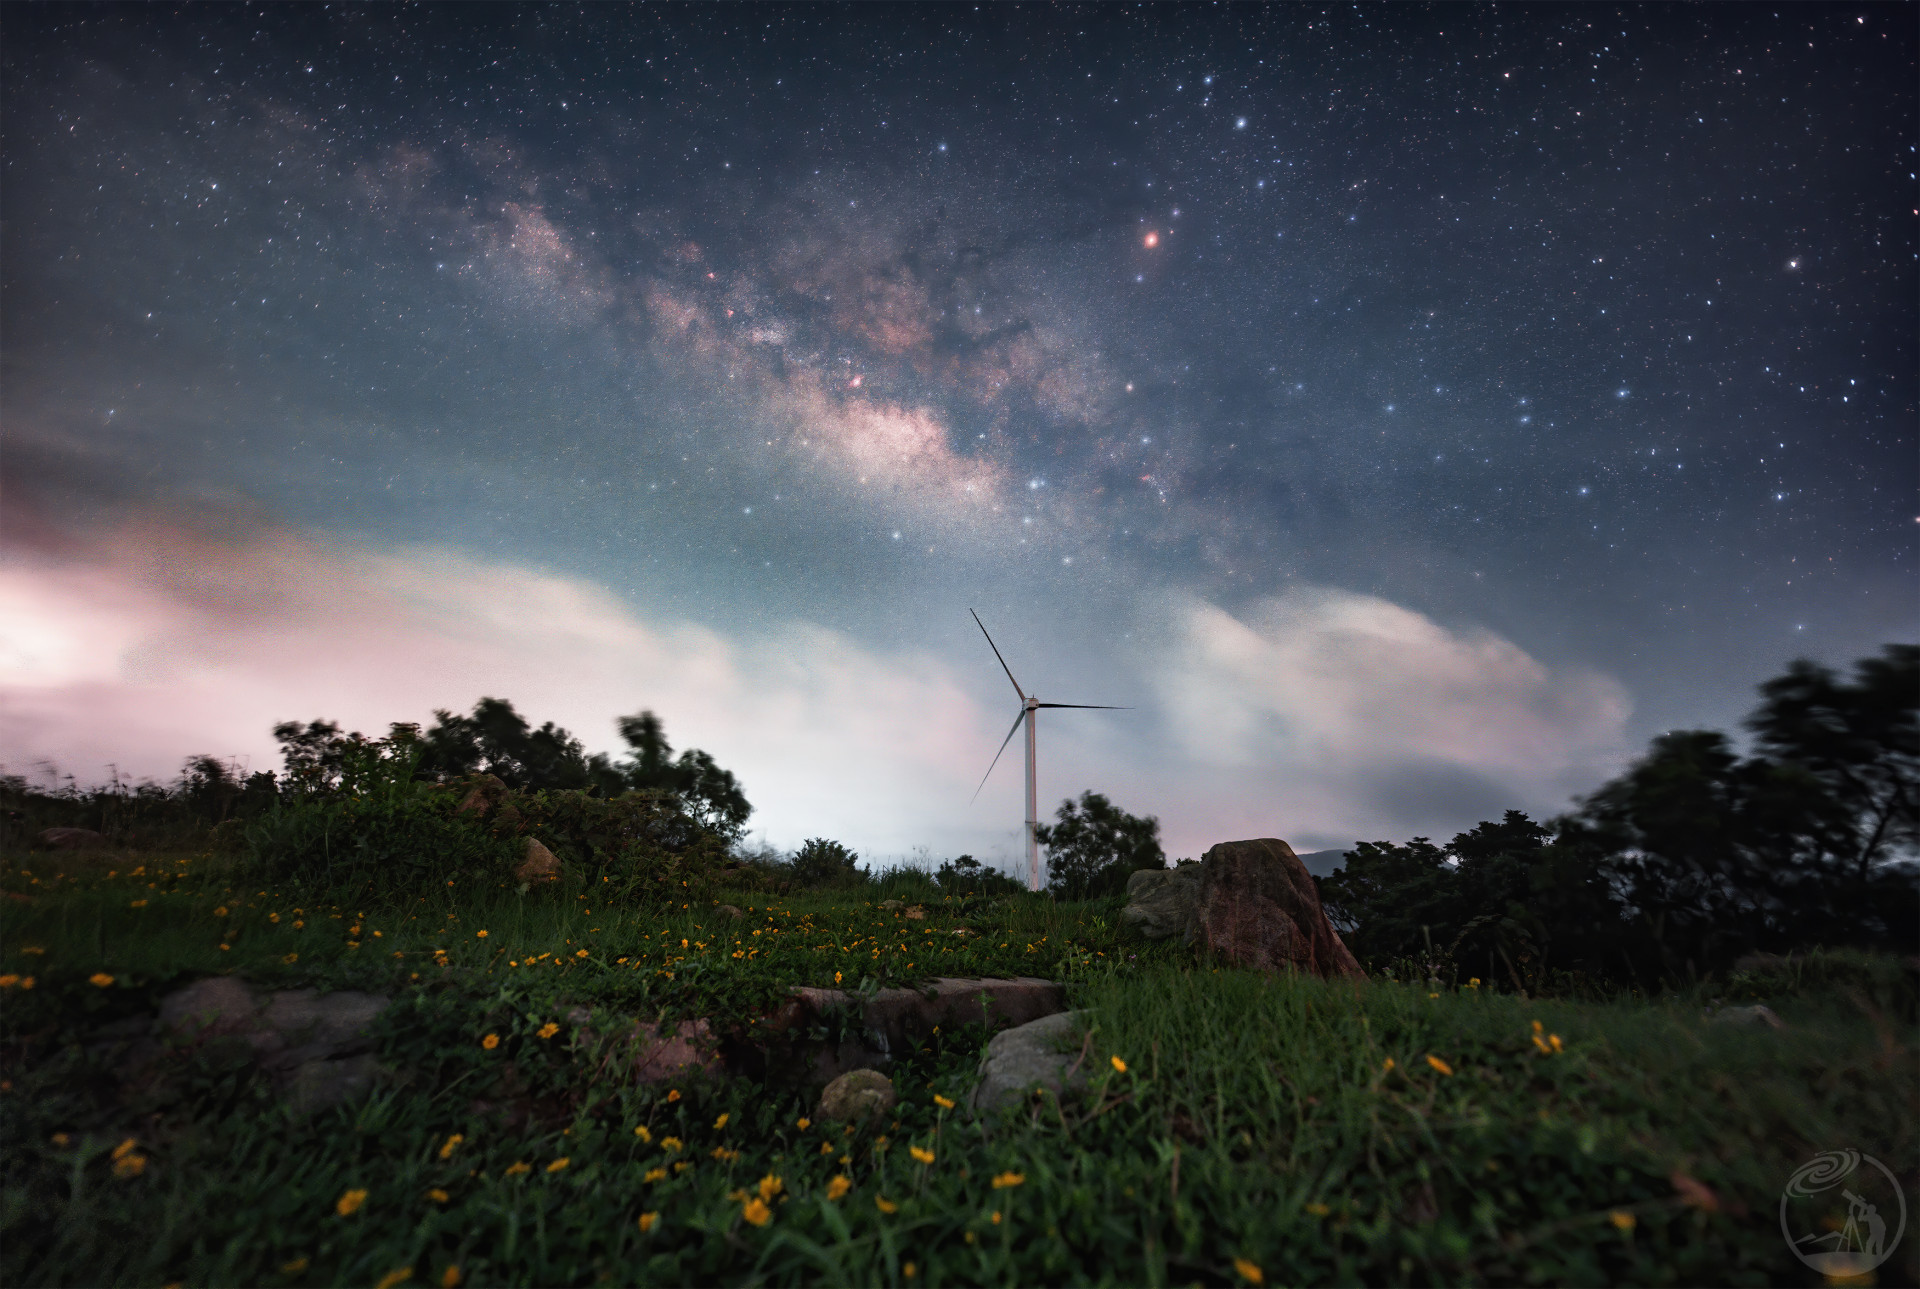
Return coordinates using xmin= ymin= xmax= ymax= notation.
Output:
xmin=2 ymin=853 xmax=1915 ymax=1286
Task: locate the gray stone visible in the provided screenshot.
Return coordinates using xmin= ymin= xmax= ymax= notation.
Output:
xmin=1709 ymin=1003 xmax=1787 ymax=1031
xmin=1120 ymin=865 xmax=1204 ymax=939
xmin=37 ymin=827 xmax=111 ymax=850
xmin=784 ymin=976 xmax=1067 ymax=1061
xmin=817 ymin=1068 xmax=896 ymax=1124
xmin=154 ymin=977 xmax=391 ymax=1113
xmin=969 ymin=1010 xmax=1090 ymax=1113
xmin=515 ymin=838 xmax=562 ymax=884
xmin=285 ymin=1053 xmax=383 ymax=1115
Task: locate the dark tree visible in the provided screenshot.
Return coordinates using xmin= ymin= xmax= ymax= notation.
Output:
xmin=1035 ymin=791 xmax=1164 ymax=900
xmin=418 ymin=697 xmax=594 ymax=791
xmin=611 ymin=709 xmax=752 ymax=838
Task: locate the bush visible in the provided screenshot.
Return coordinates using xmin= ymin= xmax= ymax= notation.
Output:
xmin=934 ymin=854 xmax=1025 ymax=898
xmin=790 ymin=838 xmax=861 ymax=888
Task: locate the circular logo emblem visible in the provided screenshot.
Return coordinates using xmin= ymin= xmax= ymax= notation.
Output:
xmin=1780 ymin=1150 xmax=1906 ymax=1276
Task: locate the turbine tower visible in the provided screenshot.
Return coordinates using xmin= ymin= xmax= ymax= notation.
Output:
xmin=969 ymin=609 xmax=1128 ymax=891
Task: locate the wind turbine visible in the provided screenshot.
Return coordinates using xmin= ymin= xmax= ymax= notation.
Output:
xmin=969 ymin=609 xmax=1128 ymax=892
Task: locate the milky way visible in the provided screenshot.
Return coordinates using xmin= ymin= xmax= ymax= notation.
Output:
xmin=3 ymin=6 xmax=1914 ymax=861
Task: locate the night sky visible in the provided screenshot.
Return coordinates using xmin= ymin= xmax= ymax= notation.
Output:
xmin=4 ymin=4 xmax=1915 ymax=866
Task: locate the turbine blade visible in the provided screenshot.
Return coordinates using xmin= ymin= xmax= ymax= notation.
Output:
xmin=970 ymin=608 xmax=1027 ymax=700
xmin=1032 ymin=703 xmax=1132 ymax=710
xmin=971 ymin=706 xmax=1029 ymax=803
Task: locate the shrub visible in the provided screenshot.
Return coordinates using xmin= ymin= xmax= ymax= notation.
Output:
xmin=791 ymin=838 xmax=861 ymax=888
xmin=1035 ymin=791 xmax=1164 ymax=901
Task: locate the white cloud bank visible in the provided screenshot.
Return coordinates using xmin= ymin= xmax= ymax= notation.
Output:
xmin=0 ymin=516 xmax=1632 ymax=862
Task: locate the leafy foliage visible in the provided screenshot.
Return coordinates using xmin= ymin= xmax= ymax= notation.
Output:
xmin=934 ymin=854 xmax=1025 ymax=898
xmin=1035 ymin=791 xmax=1165 ymax=900
xmin=1322 ymin=646 xmax=1920 ymax=988
xmin=789 ymin=837 xmax=861 ymax=889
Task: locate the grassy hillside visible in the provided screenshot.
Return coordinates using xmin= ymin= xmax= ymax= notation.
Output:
xmin=2 ymin=850 xmax=1914 ymax=1287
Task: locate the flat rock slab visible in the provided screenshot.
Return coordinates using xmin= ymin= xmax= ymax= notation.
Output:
xmin=153 ymin=976 xmax=391 ymax=1113
xmin=782 ymin=977 xmax=1067 ymax=1061
xmin=969 ymin=1010 xmax=1090 ymax=1113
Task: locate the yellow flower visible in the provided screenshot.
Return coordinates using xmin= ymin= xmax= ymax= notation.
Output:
xmin=374 ymin=1268 xmax=412 ymax=1289
xmin=1383 ymin=1057 xmax=1396 ymax=1072
xmin=281 ymin=1257 xmax=310 ymax=1275
xmin=1234 ymin=1258 xmax=1265 ymax=1284
xmin=644 ymin=1167 xmax=667 ymax=1183
xmin=666 ymin=1089 xmax=681 ymax=1103
xmin=796 ymin=1117 xmax=811 ymax=1130
xmin=834 ymin=971 xmax=842 ymax=984
xmin=990 ymin=1210 xmax=1002 ymax=1225
xmin=933 ymin=1094 xmax=955 ymax=1110
xmin=638 ymin=1211 xmax=659 ymax=1233
xmin=991 ymin=1171 xmax=1025 ymax=1189
xmin=1549 ymin=1034 xmax=1563 ymax=1053
xmin=1532 ymin=1019 xmax=1543 ymax=1033
xmin=1426 ymin=1054 xmax=1454 ymax=1076
xmin=634 ymin=1125 xmax=652 ymax=1143
xmin=427 ymin=1188 xmax=449 ymax=1203
xmin=546 ymin=1158 xmax=569 ymax=1173
xmin=131 ymin=900 xmax=148 ymax=909
xmin=714 ymin=1112 xmax=730 ymax=1130
xmin=214 ymin=906 xmax=228 ymax=917
xmin=113 ymin=1153 xmax=148 ymax=1178
xmin=1468 ymin=977 xmax=1480 ymax=988
xmin=574 ymin=949 xmax=588 ymax=958
xmin=711 ymin=1147 xmax=740 ymax=1162
xmin=826 ymin=1175 xmax=851 ymax=1200
xmin=112 ymin=1137 xmax=140 ymax=1161
xmin=439 ymin=1133 xmax=464 ymax=1160
xmin=0 ymin=975 xmax=17 ymax=988
xmin=50 ymin=1132 xmax=70 ymax=1146
xmin=742 ymin=1197 xmax=772 ymax=1226
xmin=1306 ymin=1202 xmax=1331 ymax=1217
xmin=661 ymin=1137 xmax=683 ymax=1152
xmin=504 ymin=1162 xmax=531 ymax=1176
xmin=1609 ymin=1210 xmax=1636 ymax=1231
xmin=757 ymin=1174 xmax=783 ymax=1202
xmin=904 ymin=1263 xmax=917 ymax=1279
xmin=475 ymin=930 xmax=488 ymax=938
xmin=820 ymin=1141 xmax=835 ymax=1155
xmin=875 ymin=1195 xmax=898 ymax=1214
xmin=440 ymin=1268 xmax=462 ymax=1288
xmin=482 ymin=1033 xmax=500 ymax=1050
xmin=1110 ymin=1055 xmax=1127 ymax=1074
xmin=537 ymin=1022 xmax=560 ymax=1039
xmin=336 ymin=1187 xmax=369 ymax=1217
xmin=283 ymin=953 xmax=299 ymax=965
xmin=673 ymin=1160 xmax=691 ymax=1173
xmin=1532 ymin=1034 xmax=1552 ymax=1053
xmin=910 ymin=1145 xmax=935 ymax=1164
xmin=16 ymin=976 xmax=32 ymax=990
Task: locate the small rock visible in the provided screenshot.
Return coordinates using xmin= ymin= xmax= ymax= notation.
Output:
xmin=785 ymin=976 xmax=1067 ymax=1060
xmin=285 ymin=1053 xmax=382 ymax=1115
xmin=454 ymin=773 xmax=509 ymax=817
xmin=818 ymin=1068 xmax=896 ymax=1124
xmin=718 ymin=905 xmax=746 ymax=919
xmin=969 ymin=1011 xmax=1089 ymax=1113
xmin=1710 ymin=1004 xmax=1787 ymax=1031
xmin=515 ymin=838 xmax=561 ymax=884
xmin=37 ymin=827 xmax=110 ymax=851
xmin=903 ymin=907 xmax=926 ymax=920
xmin=878 ymin=899 xmax=904 ymax=912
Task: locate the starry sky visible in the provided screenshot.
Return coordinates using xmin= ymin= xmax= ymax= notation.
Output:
xmin=3 ymin=4 xmax=1914 ymax=867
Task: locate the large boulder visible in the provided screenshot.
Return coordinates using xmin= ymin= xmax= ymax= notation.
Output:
xmin=969 ymin=1010 xmax=1090 ymax=1113
xmin=1120 ymin=865 xmax=1203 ymax=939
xmin=151 ymin=977 xmax=393 ymax=1114
xmin=778 ymin=976 xmax=1066 ymax=1063
xmin=1193 ymin=839 xmax=1364 ymax=980
xmin=38 ymin=827 xmax=110 ymax=851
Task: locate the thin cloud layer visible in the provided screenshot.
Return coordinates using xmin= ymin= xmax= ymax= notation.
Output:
xmin=2 ymin=503 xmax=1633 ymax=862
